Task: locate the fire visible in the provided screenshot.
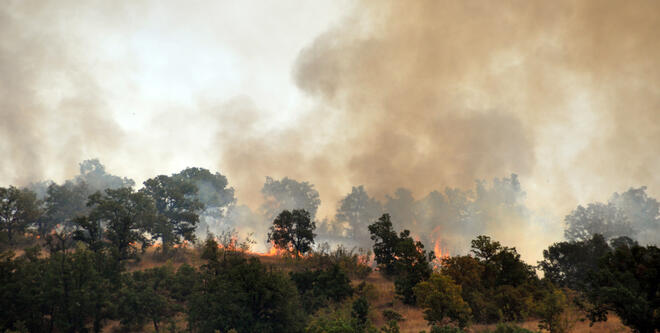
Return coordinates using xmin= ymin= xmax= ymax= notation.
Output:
xmin=431 ymin=226 xmax=450 ymax=265
xmin=258 ymin=241 xmax=287 ymax=257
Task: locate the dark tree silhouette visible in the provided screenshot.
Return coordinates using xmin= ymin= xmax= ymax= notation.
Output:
xmin=268 ymin=209 xmax=316 ymax=257
xmin=141 ymin=175 xmax=203 ymax=251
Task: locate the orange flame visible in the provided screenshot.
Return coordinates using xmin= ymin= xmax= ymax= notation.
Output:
xmin=431 ymin=226 xmax=450 ymax=265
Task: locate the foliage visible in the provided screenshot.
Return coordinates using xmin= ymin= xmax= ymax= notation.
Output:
xmin=382 ymin=309 xmax=404 ymax=323
xmin=172 ymin=167 xmax=236 ymax=218
xmin=428 ymin=326 xmax=464 ymax=333
xmin=0 ymin=186 xmax=41 ymax=245
xmin=441 ymin=236 xmax=543 ymax=324
xmin=188 ymin=238 xmax=306 ymax=333
xmin=118 ymin=265 xmax=180 ymax=332
xmin=268 ymin=209 xmax=316 ymax=257
xmin=538 ymin=234 xmax=610 ymax=290
xmin=308 ymin=244 xmax=372 ymax=279
xmin=75 ymin=187 xmax=157 ymax=264
xmin=414 ymin=273 xmax=471 ymax=328
xmin=261 ymin=176 xmax=321 ymax=221
xmin=564 ymin=202 xmax=633 ymax=242
xmin=44 ymin=180 xmax=90 ymax=231
xmin=141 ymin=174 xmax=203 ymax=251
xmin=306 ymin=298 xmax=377 ymax=333
xmin=75 ymin=159 xmax=135 ymax=192
xmin=537 ymin=287 xmax=576 ymax=333
xmin=609 ymin=186 xmax=660 ymax=245
xmin=586 ymin=242 xmax=660 ymax=333
xmin=486 ymin=323 xmax=535 ymax=333
xmin=368 ymin=214 xmax=434 ymax=304
xmin=0 ymin=247 xmax=116 ymax=332
xmin=291 ymin=264 xmax=354 ymax=313
xmin=335 ymin=186 xmax=382 ymax=243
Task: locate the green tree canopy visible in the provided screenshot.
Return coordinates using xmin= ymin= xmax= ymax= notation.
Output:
xmin=0 ymin=186 xmax=41 ymax=245
xmin=414 ymin=273 xmax=471 ymax=329
xmin=141 ymin=174 xmax=203 ymax=250
xmin=268 ymin=209 xmax=316 ymax=257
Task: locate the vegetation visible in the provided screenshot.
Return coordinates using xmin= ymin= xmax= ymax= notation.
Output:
xmin=0 ymin=160 xmax=658 ymax=332
xmin=268 ymin=209 xmax=317 ymax=257
xmin=368 ymin=213 xmax=434 ymax=304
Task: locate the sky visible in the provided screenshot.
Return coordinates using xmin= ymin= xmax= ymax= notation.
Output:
xmin=2 ymin=0 xmax=660 ymax=260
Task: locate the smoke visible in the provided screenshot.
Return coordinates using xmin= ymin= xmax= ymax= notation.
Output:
xmin=0 ymin=1 xmax=129 ymax=184
xmin=3 ymin=1 xmax=660 ymax=261
xmin=208 ymin=0 xmax=660 ymax=261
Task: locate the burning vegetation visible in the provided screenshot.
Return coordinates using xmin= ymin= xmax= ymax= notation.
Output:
xmin=0 ymin=159 xmax=658 ymax=332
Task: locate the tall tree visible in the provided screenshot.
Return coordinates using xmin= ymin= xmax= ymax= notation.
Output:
xmin=75 ymin=159 xmax=135 ymax=192
xmin=261 ymin=177 xmax=321 ymax=221
xmin=268 ymin=209 xmax=316 ymax=257
xmin=610 ymin=186 xmax=660 ymax=244
xmin=141 ymin=175 xmax=203 ymax=251
xmin=384 ymin=188 xmax=417 ymax=228
xmin=335 ymin=185 xmax=382 ymax=243
xmin=44 ymin=180 xmax=90 ymax=231
xmin=368 ymin=213 xmax=435 ymax=304
xmin=0 ymin=186 xmax=41 ymax=245
xmin=564 ymin=202 xmax=634 ymax=242
xmin=172 ymin=167 xmax=235 ymax=215
xmin=77 ymin=188 xmax=157 ymax=263
xmin=587 ymin=242 xmax=660 ymax=333
xmin=539 ymin=234 xmax=611 ymax=290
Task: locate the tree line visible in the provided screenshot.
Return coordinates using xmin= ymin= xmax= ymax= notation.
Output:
xmin=1 ymin=160 xmax=659 ymax=332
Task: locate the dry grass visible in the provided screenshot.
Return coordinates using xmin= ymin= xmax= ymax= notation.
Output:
xmin=362 ymin=271 xmax=431 ymax=333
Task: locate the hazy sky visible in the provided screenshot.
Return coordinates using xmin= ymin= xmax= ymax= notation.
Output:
xmin=2 ymin=0 xmax=660 ymax=258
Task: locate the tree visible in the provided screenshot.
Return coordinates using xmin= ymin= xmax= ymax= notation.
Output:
xmin=351 ymin=296 xmax=370 ymax=333
xmin=0 ymin=186 xmax=41 ymax=245
xmin=384 ymin=188 xmax=417 ymax=230
xmin=75 ymin=159 xmax=135 ymax=192
xmin=141 ymin=175 xmax=203 ymax=251
xmin=290 ymin=264 xmax=353 ymax=313
xmin=414 ymin=273 xmax=471 ymax=329
xmin=610 ymin=186 xmax=660 ymax=245
xmin=172 ymin=167 xmax=235 ymax=217
xmin=335 ymin=185 xmax=382 ymax=243
xmin=368 ymin=214 xmax=400 ymax=275
xmin=470 ymin=235 xmax=502 ymax=263
xmin=188 ymin=241 xmax=306 ymax=333
xmin=77 ymin=188 xmax=157 ymax=264
xmin=44 ymin=180 xmax=90 ymax=232
xmin=564 ymin=202 xmax=634 ymax=242
xmin=538 ymin=288 xmax=575 ymax=333
xmin=539 ymin=234 xmax=611 ymax=290
xmin=587 ymin=243 xmax=660 ymax=333
xmin=261 ymin=177 xmax=321 ymax=221
xmin=119 ymin=266 xmax=179 ymax=332
xmin=268 ymin=209 xmax=316 ymax=257
xmin=368 ymin=214 xmax=435 ymax=304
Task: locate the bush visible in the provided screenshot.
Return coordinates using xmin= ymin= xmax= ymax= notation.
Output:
xmin=413 ymin=274 xmax=471 ymax=328
xmin=290 ymin=264 xmax=354 ymax=313
xmin=429 ymin=326 xmax=464 ymax=333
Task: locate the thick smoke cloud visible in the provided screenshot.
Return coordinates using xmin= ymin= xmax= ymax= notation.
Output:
xmin=0 ymin=1 xmax=127 ymax=184
xmin=291 ymin=0 xmax=660 ymax=210
xmin=3 ymin=1 xmax=660 ymax=261
xmin=210 ymin=0 xmax=660 ymax=260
